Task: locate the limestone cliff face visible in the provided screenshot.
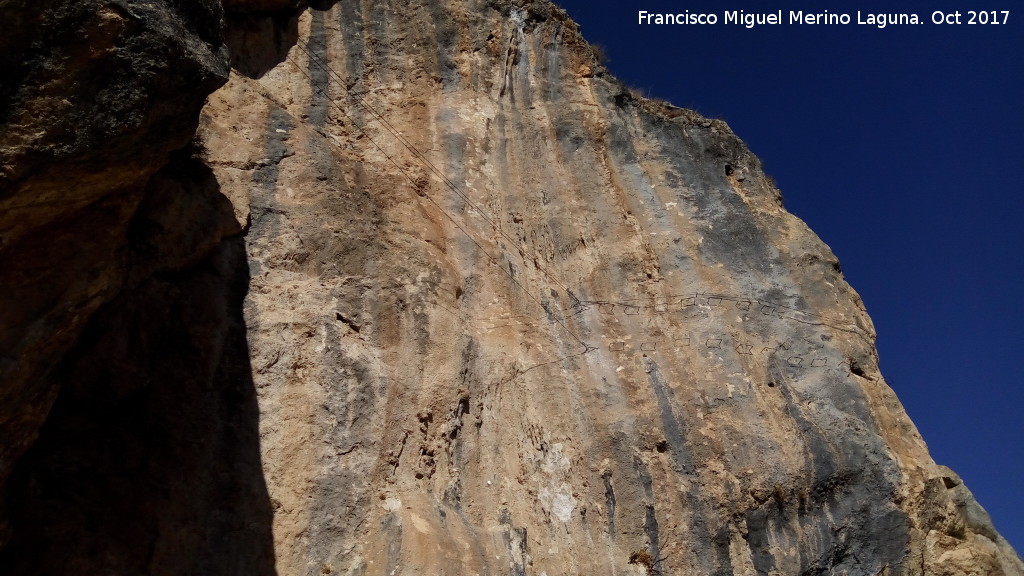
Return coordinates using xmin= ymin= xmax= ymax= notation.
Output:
xmin=195 ymin=1 xmax=1023 ymax=574
xmin=1 ymin=0 xmax=1021 ymax=575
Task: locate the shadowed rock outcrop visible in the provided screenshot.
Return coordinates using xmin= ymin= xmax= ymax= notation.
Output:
xmin=0 ymin=0 xmax=277 ymax=573
xmin=0 ymin=146 xmax=277 ymax=574
xmin=0 ymin=0 xmax=229 ymax=490
xmin=1 ymin=237 xmax=273 ymax=574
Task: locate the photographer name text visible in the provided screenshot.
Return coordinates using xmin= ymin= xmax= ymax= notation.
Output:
xmin=637 ymin=10 xmax=1010 ymax=29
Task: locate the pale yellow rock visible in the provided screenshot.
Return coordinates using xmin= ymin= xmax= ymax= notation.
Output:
xmin=193 ymin=1 xmax=1023 ymax=575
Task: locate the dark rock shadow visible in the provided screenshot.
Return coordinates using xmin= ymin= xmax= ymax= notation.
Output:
xmin=226 ymin=10 xmax=301 ymax=79
xmin=224 ymin=0 xmax=344 ymax=79
xmin=0 ymin=151 xmax=277 ymax=575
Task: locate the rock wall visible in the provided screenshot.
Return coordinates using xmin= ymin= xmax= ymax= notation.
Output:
xmin=0 ymin=0 xmax=229 ymax=493
xmin=0 ymin=0 xmax=275 ymax=572
xmin=0 ymin=0 xmax=1021 ymax=575
xmin=195 ymin=1 xmax=1024 ymax=574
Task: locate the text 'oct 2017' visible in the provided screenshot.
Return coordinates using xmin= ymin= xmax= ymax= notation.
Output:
xmin=636 ymin=10 xmax=1010 ymax=29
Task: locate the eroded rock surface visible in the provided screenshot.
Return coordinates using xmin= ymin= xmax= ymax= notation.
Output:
xmin=1 ymin=0 xmax=1021 ymax=575
xmin=194 ymin=1 xmax=1023 ymax=574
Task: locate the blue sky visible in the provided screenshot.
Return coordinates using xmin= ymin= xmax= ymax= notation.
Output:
xmin=554 ymin=0 xmax=1024 ymax=551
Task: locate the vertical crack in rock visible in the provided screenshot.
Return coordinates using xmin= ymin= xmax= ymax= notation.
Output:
xmin=601 ymin=469 xmax=617 ymax=540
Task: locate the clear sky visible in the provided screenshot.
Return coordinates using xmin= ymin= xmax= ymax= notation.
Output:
xmin=553 ymin=0 xmax=1024 ymax=552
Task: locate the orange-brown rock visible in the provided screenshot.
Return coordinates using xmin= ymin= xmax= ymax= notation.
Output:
xmin=0 ymin=1 xmax=1020 ymax=575
xmin=192 ymin=2 xmax=1022 ymax=574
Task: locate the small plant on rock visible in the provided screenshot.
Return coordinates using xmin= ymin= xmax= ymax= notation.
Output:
xmin=628 ymin=549 xmax=655 ymax=573
xmin=946 ymin=521 xmax=967 ymax=540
